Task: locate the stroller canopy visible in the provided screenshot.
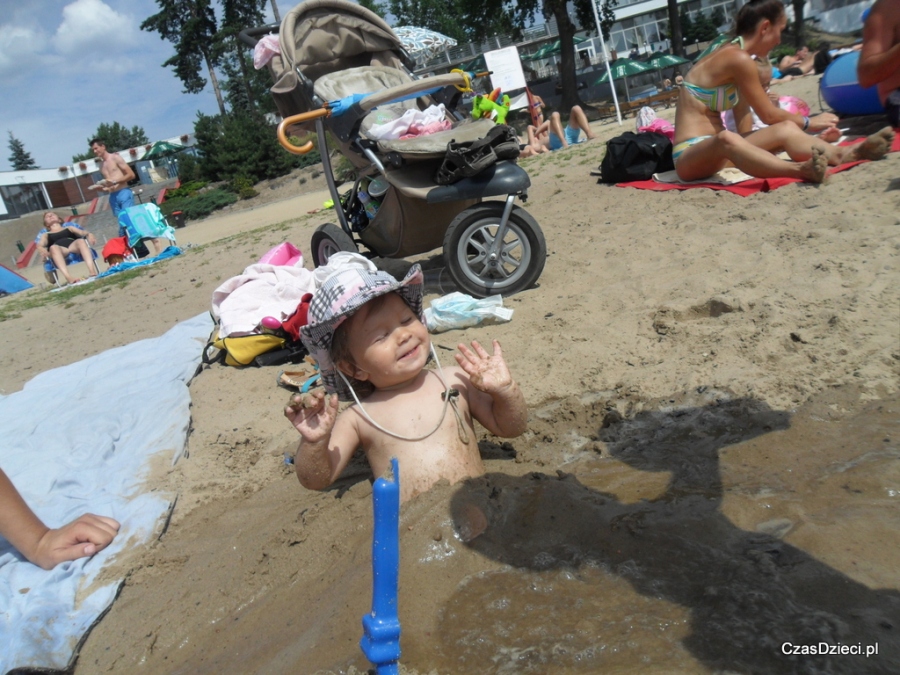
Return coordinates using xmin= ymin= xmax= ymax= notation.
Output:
xmin=272 ymin=0 xmax=412 ymax=111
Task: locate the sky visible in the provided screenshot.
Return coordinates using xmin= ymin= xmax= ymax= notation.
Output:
xmin=0 ymin=0 xmax=281 ymax=171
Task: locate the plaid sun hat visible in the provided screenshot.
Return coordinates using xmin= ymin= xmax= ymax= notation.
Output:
xmin=300 ymin=263 xmax=425 ymax=401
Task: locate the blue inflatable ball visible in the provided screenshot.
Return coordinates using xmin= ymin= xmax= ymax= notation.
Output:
xmin=820 ymin=51 xmax=885 ymax=116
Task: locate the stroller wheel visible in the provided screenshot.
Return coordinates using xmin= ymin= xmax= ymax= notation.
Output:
xmin=443 ymin=202 xmax=546 ymax=298
xmin=310 ymin=223 xmax=358 ymax=267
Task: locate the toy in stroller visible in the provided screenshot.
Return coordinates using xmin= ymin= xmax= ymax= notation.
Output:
xmin=240 ymin=0 xmax=546 ymax=298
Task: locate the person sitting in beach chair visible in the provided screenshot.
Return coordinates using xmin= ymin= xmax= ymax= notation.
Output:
xmin=35 ymin=212 xmax=100 ymax=285
xmin=284 ymin=257 xmax=528 ymax=503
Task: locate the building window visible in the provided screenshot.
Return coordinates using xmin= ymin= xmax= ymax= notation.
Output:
xmin=0 ymin=184 xmax=48 ymax=219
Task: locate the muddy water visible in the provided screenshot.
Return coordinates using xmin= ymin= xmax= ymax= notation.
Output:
xmin=415 ymin=390 xmax=900 ymax=674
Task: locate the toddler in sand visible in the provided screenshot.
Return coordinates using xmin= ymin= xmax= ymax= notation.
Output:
xmin=284 ymin=260 xmax=527 ymax=503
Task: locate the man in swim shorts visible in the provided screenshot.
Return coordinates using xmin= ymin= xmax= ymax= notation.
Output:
xmin=90 ymin=139 xmax=136 ymax=218
xmin=858 ymin=0 xmax=900 ymax=128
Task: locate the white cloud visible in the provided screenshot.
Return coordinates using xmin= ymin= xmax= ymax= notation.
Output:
xmin=54 ymin=0 xmax=135 ymax=55
xmin=0 ymin=24 xmax=46 ymax=77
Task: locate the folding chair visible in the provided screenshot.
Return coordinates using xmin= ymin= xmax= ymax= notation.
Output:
xmin=117 ymin=204 xmax=177 ymax=258
xmin=35 ymin=222 xmax=104 ymax=286
xmin=44 ymin=248 xmax=103 ymax=286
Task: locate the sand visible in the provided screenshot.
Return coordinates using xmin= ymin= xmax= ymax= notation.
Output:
xmin=1 ymin=74 xmax=898 ymax=674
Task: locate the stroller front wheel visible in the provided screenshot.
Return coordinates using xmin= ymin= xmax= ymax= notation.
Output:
xmin=310 ymin=223 xmax=358 ymax=267
xmin=443 ymin=202 xmax=546 ymax=298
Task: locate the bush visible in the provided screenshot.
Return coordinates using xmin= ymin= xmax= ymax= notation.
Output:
xmin=167 ymin=180 xmax=207 ymax=199
xmin=159 ymin=188 xmax=237 ymax=221
xmin=175 ymin=152 xmax=201 ymax=182
xmin=228 ymin=175 xmax=259 ymax=200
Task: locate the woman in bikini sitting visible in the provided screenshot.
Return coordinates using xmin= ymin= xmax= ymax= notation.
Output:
xmin=36 ymin=212 xmax=99 ymax=284
xmin=672 ymin=0 xmax=894 ymax=184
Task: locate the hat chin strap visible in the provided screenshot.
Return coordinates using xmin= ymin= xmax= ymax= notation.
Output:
xmin=337 ymin=343 xmax=468 ymax=443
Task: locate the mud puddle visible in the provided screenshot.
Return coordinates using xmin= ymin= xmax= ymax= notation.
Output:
xmin=415 ymin=388 xmax=900 ymax=674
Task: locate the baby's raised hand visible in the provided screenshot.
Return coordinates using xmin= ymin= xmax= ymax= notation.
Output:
xmin=455 ymin=340 xmax=513 ymax=394
xmin=284 ymin=390 xmax=338 ymax=443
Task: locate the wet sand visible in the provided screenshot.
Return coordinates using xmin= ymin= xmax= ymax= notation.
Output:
xmin=1 ymin=74 xmax=898 ymax=673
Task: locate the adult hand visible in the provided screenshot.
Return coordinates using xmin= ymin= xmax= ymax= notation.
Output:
xmin=86 ymin=232 xmax=97 ymax=246
xmin=808 ymin=112 xmax=838 ymax=132
xmin=455 ymin=340 xmax=513 ymax=395
xmin=31 ymin=514 xmax=120 ymax=570
xmin=284 ymin=391 xmax=338 ymax=444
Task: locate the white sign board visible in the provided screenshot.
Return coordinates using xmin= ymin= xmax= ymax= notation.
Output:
xmin=483 ymin=46 xmax=527 ymax=92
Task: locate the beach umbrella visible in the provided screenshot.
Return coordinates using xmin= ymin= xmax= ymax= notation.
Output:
xmin=646 ymin=53 xmax=691 ymax=84
xmin=646 ymin=53 xmax=690 ymax=70
xmin=592 ymin=58 xmax=653 ymax=83
xmin=393 ymin=26 xmax=457 ymax=60
xmin=460 ymin=55 xmax=486 ymax=72
xmin=593 ymin=59 xmax=654 ymax=101
xmin=144 ymin=140 xmax=183 ymax=158
xmin=522 ymin=44 xmax=552 ymax=61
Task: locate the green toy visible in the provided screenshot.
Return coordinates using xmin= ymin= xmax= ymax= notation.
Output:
xmin=471 ymin=91 xmax=511 ymax=125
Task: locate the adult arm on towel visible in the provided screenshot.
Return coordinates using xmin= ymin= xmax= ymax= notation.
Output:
xmin=0 ymin=469 xmax=120 ymax=570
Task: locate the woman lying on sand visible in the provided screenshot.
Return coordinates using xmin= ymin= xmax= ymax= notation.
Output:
xmin=672 ymin=0 xmax=895 ymax=184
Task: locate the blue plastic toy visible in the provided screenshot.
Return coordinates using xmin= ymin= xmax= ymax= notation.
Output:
xmin=360 ymin=457 xmax=401 ymax=674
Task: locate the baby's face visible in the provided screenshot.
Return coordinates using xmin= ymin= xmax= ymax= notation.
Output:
xmin=341 ymin=292 xmax=430 ymax=390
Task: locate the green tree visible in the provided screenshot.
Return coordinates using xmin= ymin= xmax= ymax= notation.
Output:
xmin=711 ymin=6 xmax=726 ymax=32
xmin=358 ymin=0 xmax=385 ymax=19
xmin=72 ymin=122 xmax=150 ymax=162
xmin=679 ymin=5 xmax=694 ymax=46
xmin=7 ymin=132 xmax=38 ymax=171
xmin=141 ymin=0 xmax=226 ymax=116
xmin=193 ymin=111 xmax=313 ymax=183
xmin=216 ymin=0 xmax=267 ymax=113
xmin=693 ymin=11 xmax=718 ymax=43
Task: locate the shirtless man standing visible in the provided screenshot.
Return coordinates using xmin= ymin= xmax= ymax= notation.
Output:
xmin=858 ymin=0 xmax=900 ymax=128
xmin=91 ymin=139 xmax=169 ymax=255
xmin=90 ymin=139 xmax=136 ymax=218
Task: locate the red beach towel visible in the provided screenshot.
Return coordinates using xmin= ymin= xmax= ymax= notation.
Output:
xmin=617 ymin=131 xmax=900 ymax=196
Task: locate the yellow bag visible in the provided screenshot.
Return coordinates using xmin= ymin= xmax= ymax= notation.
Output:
xmin=204 ymin=328 xmax=286 ymax=367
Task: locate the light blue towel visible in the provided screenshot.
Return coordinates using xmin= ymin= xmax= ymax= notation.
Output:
xmin=0 ymin=312 xmax=212 ymax=672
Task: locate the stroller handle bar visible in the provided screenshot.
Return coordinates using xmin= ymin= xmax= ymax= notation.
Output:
xmin=276 ymin=70 xmax=490 ymax=155
xmin=277 ymin=110 xmax=328 ymax=155
xmin=238 ymin=24 xmax=279 ymax=48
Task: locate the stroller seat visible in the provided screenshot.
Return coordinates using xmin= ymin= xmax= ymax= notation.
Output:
xmin=314 ymin=65 xmax=497 ymax=159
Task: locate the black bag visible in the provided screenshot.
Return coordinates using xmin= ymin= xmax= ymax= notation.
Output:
xmin=598 ymin=131 xmax=674 ymax=184
xmin=435 ymin=124 xmax=521 ymax=185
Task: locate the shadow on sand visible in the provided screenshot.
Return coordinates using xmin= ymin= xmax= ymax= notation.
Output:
xmin=448 ymin=397 xmax=900 ymax=673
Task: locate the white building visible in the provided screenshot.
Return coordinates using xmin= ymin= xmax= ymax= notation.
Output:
xmin=0 ymin=134 xmax=194 ymax=220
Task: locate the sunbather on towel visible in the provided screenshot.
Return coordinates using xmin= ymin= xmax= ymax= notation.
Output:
xmin=519 ymin=104 xmax=596 ymax=157
xmin=0 ymin=468 xmax=119 ymax=570
xmin=673 ymin=0 xmax=894 ymax=184
xmin=284 ymin=258 xmax=527 ymax=503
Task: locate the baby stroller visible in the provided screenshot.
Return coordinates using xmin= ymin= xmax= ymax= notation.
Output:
xmin=240 ymin=0 xmax=545 ymax=297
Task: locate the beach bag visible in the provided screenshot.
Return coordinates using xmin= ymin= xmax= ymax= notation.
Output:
xmin=203 ymin=328 xmax=287 ymax=367
xmin=598 ymin=132 xmax=674 ymax=184
xmin=435 ymin=124 xmax=520 ymax=185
